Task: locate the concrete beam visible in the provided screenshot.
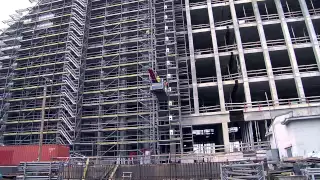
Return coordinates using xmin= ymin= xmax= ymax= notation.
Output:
xmin=252 ymin=0 xmax=279 ymax=105
xmin=274 ymin=0 xmax=305 ymax=99
xmin=298 ymin=0 xmax=320 ymax=71
xmin=244 ymin=105 xmax=320 ymax=121
xmin=185 ymin=0 xmax=200 ymax=114
xmin=229 ymin=0 xmax=252 ymax=106
xmin=182 ymin=113 xmax=230 ymax=125
xmin=207 ymin=0 xmax=226 ymax=111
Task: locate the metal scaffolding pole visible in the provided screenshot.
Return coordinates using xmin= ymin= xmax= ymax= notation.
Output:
xmin=37 ymin=82 xmax=47 ymax=161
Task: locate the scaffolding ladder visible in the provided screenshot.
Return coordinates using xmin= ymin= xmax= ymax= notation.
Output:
xmin=58 ymin=0 xmax=89 ymax=147
xmin=154 ymin=0 xmax=183 ymax=157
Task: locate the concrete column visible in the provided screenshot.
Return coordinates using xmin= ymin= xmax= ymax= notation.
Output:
xmin=185 ymin=0 xmax=200 ymax=114
xmin=207 ymin=0 xmax=226 ymax=111
xmin=274 ymin=0 xmax=306 ymax=99
xmin=252 ymin=0 xmax=279 ymax=105
xmin=245 ymin=126 xmax=249 ymax=144
xmin=229 ymin=0 xmax=252 ymax=106
xmin=298 ymin=0 xmax=320 ymax=71
xmin=222 ymin=122 xmax=230 ymax=153
xmin=248 ymin=121 xmax=254 ymax=149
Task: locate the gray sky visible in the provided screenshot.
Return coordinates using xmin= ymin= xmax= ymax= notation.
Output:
xmin=0 ymin=0 xmax=32 ymax=29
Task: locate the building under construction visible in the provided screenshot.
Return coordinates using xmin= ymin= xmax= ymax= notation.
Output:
xmin=0 ymin=0 xmax=320 ymax=159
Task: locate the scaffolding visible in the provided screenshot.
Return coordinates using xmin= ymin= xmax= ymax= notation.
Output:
xmin=0 ymin=0 xmax=196 ymax=157
xmin=78 ymin=0 xmax=157 ymax=157
xmin=2 ymin=0 xmax=320 ymax=164
xmin=2 ymin=0 xmax=314 ymax=164
xmin=1 ymin=0 xmax=89 ymax=146
xmin=153 ymin=0 xmax=186 ymax=156
xmin=0 ymin=8 xmax=26 ymax=145
xmin=174 ymin=0 xmax=194 ymax=153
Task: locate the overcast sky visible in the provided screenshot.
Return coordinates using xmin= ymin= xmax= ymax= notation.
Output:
xmin=0 ymin=0 xmax=32 ymax=29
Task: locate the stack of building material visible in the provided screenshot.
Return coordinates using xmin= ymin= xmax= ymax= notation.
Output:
xmin=221 ymin=163 xmax=265 ymax=180
xmin=17 ymin=162 xmax=62 ymax=180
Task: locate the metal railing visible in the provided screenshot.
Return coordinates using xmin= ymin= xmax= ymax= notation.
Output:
xmin=58 ymin=123 xmax=73 ymax=144
xmin=58 ymin=0 xmax=88 ymax=147
xmin=62 ymin=76 xmax=78 ymax=92
xmin=199 ymin=105 xmax=221 ymax=113
xmin=189 ymin=1 xmax=207 ymax=7
xmin=61 ymin=99 xmax=75 ymax=117
xmin=91 ymin=5 xmax=148 ymax=18
xmin=65 ymin=53 xmax=80 ymax=69
xmin=61 ymin=87 xmax=76 ymax=105
xmin=65 ymin=141 xmax=270 ymax=164
xmin=215 ymin=19 xmax=233 ymax=27
xmin=222 ymin=37 xmax=312 ymax=51
xmin=309 ymin=8 xmax=320 ymax=16
xmin=197 ymin=76 xmax=217 ymax=83
xmin=194 ymin=48 xmax=214 ymax=55
xmin=225 ymin=96 xmax=320 ymax=111
xmin=86 ymin=56 xmax=149 ymax=69
xmin=60 ymin=111 xmax=75 ymax=131
xmin=238 ymin=16 xmax=256 ymax=24
xmin=284 ymin=10 xmax=303 ymax=18
xmin=64 ymin=63 xmax=79 ymax=80
xmin=82 ymin=91 xmax=151 ymax=105
xmin=218 ymin=44 xmax=237 ymax=52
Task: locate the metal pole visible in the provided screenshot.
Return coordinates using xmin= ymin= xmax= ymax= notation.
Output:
xmin=38 ymin=82 xmax=47 ymax=161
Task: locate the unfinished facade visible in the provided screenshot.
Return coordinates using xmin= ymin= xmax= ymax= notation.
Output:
xmin=0 ymin=0 xmax=320 ymax=158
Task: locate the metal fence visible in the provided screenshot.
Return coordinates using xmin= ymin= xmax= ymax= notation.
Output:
xmin=60 ymin=162 xmax=222 ymax=180
xmin=61 ymin=164 xmax=115 ymax=179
